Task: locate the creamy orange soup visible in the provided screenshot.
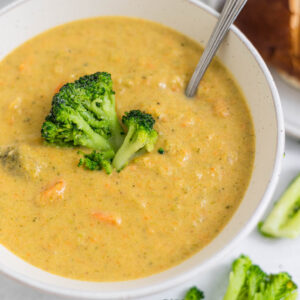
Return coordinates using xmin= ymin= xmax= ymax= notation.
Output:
xmin=0 ymin=17 xmax=254 ymax=281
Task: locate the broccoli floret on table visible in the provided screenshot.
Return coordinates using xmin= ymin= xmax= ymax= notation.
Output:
xmin=223 ymin=255 xmax=298 ymax=300
xmin=184 ymin=286 xmax=205 ymax=300
xmin=259 ymin=174 xmax=300 ymax=238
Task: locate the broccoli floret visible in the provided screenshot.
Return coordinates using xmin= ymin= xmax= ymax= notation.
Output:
xmin=246 ymin=265 xmax=268 ymax=298
xmin=259 ymin=174 xmax=300 ymax=238
xmin=112 ymin=110 xmax=158 ymax=171
xmin=256 ymin=272 xmax=298 ymax=300
xmin=78 ymin=150 xmax=114 ymax=174
xmin=223 ymin=255 xmax=252 ymax=300
xmin=223 ymin=255 xmax=298 ymax=300
xmin=184 ymin=286 xmax=204 ymax=300
xmin=41 ymin=72 xmax=123 ymax=153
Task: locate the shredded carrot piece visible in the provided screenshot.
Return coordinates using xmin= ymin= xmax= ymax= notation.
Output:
xmin=88 ymin=237 xmax=97 ymax=243
xmin=54 ymin=82 xmax=65 ymax=94
xmin=127 ymin=164 xmax=137 ymax=171
xmin=181 ymin=119 xmax=194 ymax=127
xmin=42 ymin=180 xmax=65 ymax=198
xmin=19 ymin=63 xmax=26 ymax=72
xmin=213 ymin=98 xmax=230 ymax=118
xmin=92 ymin=212 xmax=122 ymax=226
xmin=18 ymin=56 xmax=34 ymax=73
xmin=37 ymin=180 xmax=66 ymax=206
xmin=146 ymin=62 xmax=154 ymax=69
xmin=6 ymin=97 xmax=22 ymax=125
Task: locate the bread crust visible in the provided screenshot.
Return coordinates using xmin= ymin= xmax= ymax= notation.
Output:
xmin=236 ymin=0 xmax=300 ymax=84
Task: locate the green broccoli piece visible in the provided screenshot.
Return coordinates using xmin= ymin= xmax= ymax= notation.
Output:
xmin=78 ymin=150 xmax=114 ymax=174
xmin=184 ymin=286 xmax=204 ymax=300
xmin=259 ymin=174 xmax=300 ymax=238
xmin=41 ymin=72 xmax=123 ymax=153
xmin=255 ymin=272 xmax=298 ymax=300
xmin=246 ymin=265 xmax=268 ymax=298
xmin=223 ymin=255 xmax=298 ymax=300
xmin=112 ymin=110 xmax=158 ymax=171
xmin=223 ymin=255 xmax=252 ymax=300
xmin=158 ymin=147 xmax=165 ymax=154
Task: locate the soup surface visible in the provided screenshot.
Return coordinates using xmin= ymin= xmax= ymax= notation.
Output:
xmin=0 ymin=17 xmax=254 ymax=281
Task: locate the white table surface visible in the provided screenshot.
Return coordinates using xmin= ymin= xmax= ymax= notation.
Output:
xmin=0 ymin=0 xmax=299 ymax=299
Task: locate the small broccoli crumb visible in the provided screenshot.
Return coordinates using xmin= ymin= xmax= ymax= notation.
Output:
xmin=158 ymin=148 xmax=165 ymax=155
xmin=184 ymin=286 xmax=204 ymax=300
xmin=78 ymin=150 xmax=114 ymax=174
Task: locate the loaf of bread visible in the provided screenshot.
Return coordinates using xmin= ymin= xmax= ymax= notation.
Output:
xmin=236 ymin=0 xmax=300 ymax=87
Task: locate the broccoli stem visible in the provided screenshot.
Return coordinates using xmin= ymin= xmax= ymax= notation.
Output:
xmin=83 ymin=92 xmax=123 ymax=150
xmin=285 ymin=294 xmax=298 ymax=300
xmin=260 ymin=174 xmax=300 ymax=238
xmin=223 ymin=255 xmax=251 ymax=300
xmin=69 ymin=114 xmax=113 ymax=151
xmin=109 ymin=115 xmax=124 ymax=150
xmin=112 ymin=126 xmax=142 ymax=171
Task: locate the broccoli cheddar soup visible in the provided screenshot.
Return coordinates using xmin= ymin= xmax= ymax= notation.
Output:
xmin=0 ymin=17 xmax=254 ymax=281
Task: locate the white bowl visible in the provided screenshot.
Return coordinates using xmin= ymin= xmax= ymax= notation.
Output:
xmin=0 ymin=0 xmax=284 ymax=299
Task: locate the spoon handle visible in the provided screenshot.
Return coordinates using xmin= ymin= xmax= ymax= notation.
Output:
xmin=185 ymin=0 xmax=247 ymax=97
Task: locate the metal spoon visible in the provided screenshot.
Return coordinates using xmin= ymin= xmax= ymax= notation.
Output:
xmin=185 ymin=0 xmax=247 ymax=97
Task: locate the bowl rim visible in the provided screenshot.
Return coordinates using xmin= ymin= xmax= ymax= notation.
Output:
xmin=0 ymin=0 xmax=285 ymax=299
